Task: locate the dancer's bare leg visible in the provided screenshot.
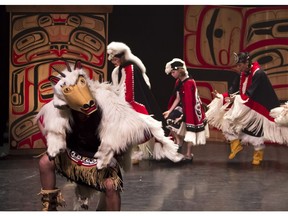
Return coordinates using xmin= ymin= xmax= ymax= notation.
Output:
xmin=185 ymin=142 xmax=193 ymax=159
xmin=96 ymin=178 xmax=121 ymax=211
xmin=38 ymin=154 xmax=62 ymax=211
xmin=171 ymin=131 xmax=184 ymax=147
xmin=39 ymin=154 xmax=56 ymax=189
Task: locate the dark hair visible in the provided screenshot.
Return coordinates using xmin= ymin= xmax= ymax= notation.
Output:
xmin=237 ymin=52 xmax=250 ymax=64
xmin=114 ymin=52 xmax=125 ymax=58
xmin=171 ymin=61 xmax=184 ymax=70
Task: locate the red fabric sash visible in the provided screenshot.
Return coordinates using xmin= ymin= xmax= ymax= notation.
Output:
xmin=123 ymin=64 xmax=149 ymax=115
xmin=239 ymin=62 xmax=274 ymax=121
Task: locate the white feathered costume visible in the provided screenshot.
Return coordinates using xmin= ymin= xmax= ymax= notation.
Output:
xmin=206 ymin=93 xmax=288 ymax=145
xmin=36 ymin=62 xmax=184 ymax=170
xmin=270 ymin=101 xmax=288 ymax=127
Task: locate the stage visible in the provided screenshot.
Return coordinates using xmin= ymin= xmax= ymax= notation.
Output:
xmin=1 ymin=141 xmax=288 ymax=211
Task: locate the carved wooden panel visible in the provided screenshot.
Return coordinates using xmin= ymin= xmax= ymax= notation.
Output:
xmin=185 ymin=5 xmax=288 ymax=141
xmin=184 ymin=5 xmax=288 ymax=102
xmin=9 ymin=12 xmax=109 ymax=150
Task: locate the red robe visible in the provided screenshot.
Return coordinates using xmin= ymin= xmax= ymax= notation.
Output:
xmin=223 ymin=62 xmax=279 ymax=123
xmin=223 ymin=61 xmax=281 ymax=140
xmin=168 ymin=78 xmax=207 ymax=133
xmin=207 ymin=62 xmax=288 ymax=145
xmin=114 ymin=61 xmax=164 ymax=123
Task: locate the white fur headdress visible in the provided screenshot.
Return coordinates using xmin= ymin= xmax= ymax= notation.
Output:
xmin=165 ymin=58 xmax=188 ymax=75
xmin=107 ymin=41 xmax=151 ymax=88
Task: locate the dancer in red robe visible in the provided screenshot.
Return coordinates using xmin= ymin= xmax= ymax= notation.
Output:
xmin=107 ymin=41 xmax=169 ymax=162
xmin=163 ymin=58 xmax=209 ymax=160
xmin=206 ymin=52 xmax=286 ymax=165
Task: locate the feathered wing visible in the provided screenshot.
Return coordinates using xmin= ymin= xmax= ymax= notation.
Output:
xmin=92 ymin=81 xmax=151 ymax=169
xmin=206 ymin=95 xmax=235 ymax=140
xmin=36 ymin=79 xmax=184 ymax=169
xmin=35 ymin=101 xmax=71 ymax=157
xmin=224 ymin=95 xmax=288 ymax=145
xmin=138 ymin=114 xmax=184 ymax=162
xmin=270 ymin=102 xmax=288 ymax=127
xmin=206 ymin=94 xmax=227 ymax=130
xmin=92 ymin=81 xmax=184 ymax=169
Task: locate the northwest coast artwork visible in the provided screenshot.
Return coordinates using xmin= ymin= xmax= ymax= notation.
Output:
xmin=184 ymin=5 xmax=288 ymax=140
xmin=9 ymin=13 xmax=108 ymax=150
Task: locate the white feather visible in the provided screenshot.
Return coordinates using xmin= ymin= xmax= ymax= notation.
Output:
xmin=36 ymin=74 xmax=184 ymax=169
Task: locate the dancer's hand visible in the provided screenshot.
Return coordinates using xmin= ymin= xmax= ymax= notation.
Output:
xmin=174 ymin=114 xmax=183 ymax=124
xmin=212 ymin=90 xmax=221 ymax=99
xmin=227 ymin=91 xmax=239 ymax=103
xmin=163 ymin=110 xmax=170 ymax=119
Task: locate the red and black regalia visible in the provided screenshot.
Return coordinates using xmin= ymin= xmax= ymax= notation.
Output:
xmin=115 ymin=61 xmax=164 ymax=123
xmin=226 ymin=61 xmax=280 ymax=139
xmin=167 ymin=78 xmax=208 ymax=145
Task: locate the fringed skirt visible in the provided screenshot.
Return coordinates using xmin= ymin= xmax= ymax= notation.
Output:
xmin=54 ymin=149 xmax=123 ymax=192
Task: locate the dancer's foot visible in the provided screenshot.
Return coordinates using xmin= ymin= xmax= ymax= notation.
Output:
xmin=183 ymin=154 xmax=193 ymax=162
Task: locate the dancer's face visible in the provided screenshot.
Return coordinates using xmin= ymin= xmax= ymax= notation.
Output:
xmin=170 ymin=69 xmax=180 ymax=79
xmin=111 ymin=57 xmax=121 ymax=67
xmin=236 ymin=62 xmax=249 ymax=73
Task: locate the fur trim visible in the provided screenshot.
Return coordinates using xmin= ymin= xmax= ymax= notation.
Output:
xmin=93 ymin=81 xmax=184 ymax=166
xmin=137 ymin=139 xmax=154 ymax=159
xmin=35 ymin=101 xmax=72 ymax=157
xmin=270 ymin=102 xmax=288 ymax=126
xmin=38 ymin=187 xmax=66 ymax=209
xmin=92 ymin=82 xmax=151 ymax=147
xmin=131 ymin=149 xmax=144 ymax=161
xmin=223 ymin=133 xmax=239 ymax=142
xmin=165 ymin=58 xmax=188 ymax=75
xmin=240 ymin=133 xmax=264 ymax=147
xmin=107 ymin=41 xmax=130 ymax=60
xmin=111 ymin=66 xmax=127 ymax=94
xmin=107 ymin=41 xmax=151 ymax=88
xmin=138 ymin=114 xmax=184 ymax=162
xmin=37 ymin=72 xmax=184 ymax=170
xmin=207 ymin=95 xmax=288 ymax=144
xmin=206 ymin=95 xmax=231 ymax=131
xmin=111 ymin=66 xmax=120 ymax=86
xmin=184 ymin=131 xmax=206 ymax=145
xmin=270 ymin=107 xmax=284 ymax=119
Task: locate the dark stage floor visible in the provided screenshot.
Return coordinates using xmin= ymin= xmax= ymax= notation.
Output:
xmin=1 ymin=141 xmax=288 ymax=211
